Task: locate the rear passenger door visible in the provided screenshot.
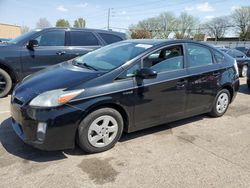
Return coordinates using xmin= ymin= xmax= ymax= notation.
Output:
xmin=66 ymin=31 xmax=102 ymax=59
xmin=185 ymin=43 xmax=222 ymax=114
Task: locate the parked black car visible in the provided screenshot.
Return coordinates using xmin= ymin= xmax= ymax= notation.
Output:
xmin=11 ymin=40 xmax=239 ymax=153
xmin=235 ymin=46 xmax=250 ymax=57
xmin=0 ymin=27 xmax=126 ymax=97
xmin=219 ymin=48 xmax=250 ymax=77
xmin=0 ymin=38 xmax=11 ymax=43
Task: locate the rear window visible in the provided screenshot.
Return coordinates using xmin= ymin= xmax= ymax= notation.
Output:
xmin=70 ymin=31 xmax=99 ymax=46
xmin=213 ymin=50 xmax=224 ymax=64
xmin=98 ymin=33 xmax=123 ymax=44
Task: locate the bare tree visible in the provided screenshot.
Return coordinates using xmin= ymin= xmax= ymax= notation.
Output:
xmin=155 ymin=12 xmax=177 ymax=38
xmin=175 ymin=12 xmax=198 ymax=39
xmin=129 ymin=12 xmax=177 ymax=39
xmin=21 ymin=25 xmax=30 ymax=34
xmin=231 ymin=6 xmax=250 ymax=40
xmin=73 ymin=18 xmax=86 ymax=28
xmin=36 ymin=18 xmax=51 ymax=28
xmin=203 ymin=16 xmax=229 ymax=40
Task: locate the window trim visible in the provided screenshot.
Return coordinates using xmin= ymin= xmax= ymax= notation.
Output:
xmin=68 ymin=31 xmax=101 ymax=46
xmin=141 ymin=43 xmax=186 ymax=74
xmin=184 ymin=43 xmax=215 ymax=69
xmin=115 ymin=43 xmax=186 ymax=81
xmin=31 ymin=30 xmax=66 ymax=47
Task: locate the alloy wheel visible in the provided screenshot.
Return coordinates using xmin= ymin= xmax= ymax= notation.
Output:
xmin=242 ymin=65 xmax=248 ymax=77
xmin=88 ymin=115 xmax=118 ymax=148
xmin=216 ymin=93 xmax=229 ymax=114
xmin=0 ymin=74 xmax=7 ymax=93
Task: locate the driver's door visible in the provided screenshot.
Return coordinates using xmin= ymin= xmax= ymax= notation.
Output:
xmin=132 ymin=44 xmax=188 ymax=130
xmin=20 ymin=30 xmax=68 ymax=77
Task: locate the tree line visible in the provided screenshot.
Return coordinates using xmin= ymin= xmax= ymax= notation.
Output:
xmin=129 ymin=6 xmax=250 ymax=41
xmin=21 ymin=17 xmax=86 ymax=33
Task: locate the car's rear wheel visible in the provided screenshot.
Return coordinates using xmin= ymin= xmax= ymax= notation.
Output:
xmin=240 ymin=65 xmax=248 ymax=77
xmin=209 ymin=89 xmax=230 ymax=117
xmin=78 ymin=108 xmax=123 ymax=153
xmin=0 ymin=68 xmax=12 ymax=98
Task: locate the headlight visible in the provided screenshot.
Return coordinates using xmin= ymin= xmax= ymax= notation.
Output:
xmin=29 ymin=89 xmax=84 ymax=107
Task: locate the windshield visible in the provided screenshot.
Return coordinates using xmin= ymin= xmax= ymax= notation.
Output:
xmin=8 ymin=30 xmax=37 ymax=44
xmin=73 ymin=42 xmax=153 ymax=71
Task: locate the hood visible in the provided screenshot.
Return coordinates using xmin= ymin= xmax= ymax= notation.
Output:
xmin=13 ymin=61 xmax=105 ymax=103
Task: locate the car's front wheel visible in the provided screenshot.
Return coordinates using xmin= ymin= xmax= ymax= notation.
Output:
xmin=78 ymin=108 xmax=124 ymax=153
xmin=0 ymin=68 xmax=12 ymax=98
xmin=209 ymin=89 xmax=230 ymax=117
xmin=240 ymin=65 xmax=248 ymax=77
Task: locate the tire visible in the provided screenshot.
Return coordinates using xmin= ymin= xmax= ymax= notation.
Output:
xmin=0 ymin=68 xmax=12 ymax=98
xmin=209 ymin=89 xmax=231 ymax=117
xmin=240 ymin=65 xmax=248 ymax=77
xmin=247 ymin=79 xmax=250 ymax=90
xmin=78 ymin=108 xmax=124 ymax=153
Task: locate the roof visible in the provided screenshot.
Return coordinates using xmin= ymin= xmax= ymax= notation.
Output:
xmin=123 ymin=39 xmax=215 ymax=47
xmin=37 ymin=27 xmax=125 ymax=36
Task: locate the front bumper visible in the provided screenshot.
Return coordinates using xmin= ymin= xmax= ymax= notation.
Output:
xmin=10 ymin=101 xmax=85 ymax=151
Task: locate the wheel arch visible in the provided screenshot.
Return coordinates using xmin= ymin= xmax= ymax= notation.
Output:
xmin=220 ymin=84 xmax=234 ymax=103
xmin=0 ymin=62 xmax=18 ymax=84
xmin=79 ymin=100 xmax=130 ymax=133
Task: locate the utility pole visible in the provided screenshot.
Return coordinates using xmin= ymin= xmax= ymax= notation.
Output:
xmin=107 ymin=8 xmax=110 ymax=30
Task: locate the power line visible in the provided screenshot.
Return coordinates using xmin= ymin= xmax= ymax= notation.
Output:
xmin=110 ymin=25 xmax=237 ymax=32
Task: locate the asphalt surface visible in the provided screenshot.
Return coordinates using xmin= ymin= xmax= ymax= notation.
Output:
xmin=0 ymin=78 xmax=250 ymax=188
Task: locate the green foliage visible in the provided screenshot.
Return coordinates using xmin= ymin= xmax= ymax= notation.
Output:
xmin=73 ymin=18 xmax=86 ymax=28
xmin=56 ymin=19 xmax=70 ymax=27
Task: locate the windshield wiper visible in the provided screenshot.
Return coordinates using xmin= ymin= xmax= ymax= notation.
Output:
xmin=82 ymin=62 xmax=98 ymax=71
xmin=72 ymin=60 xmax=98 ymax=71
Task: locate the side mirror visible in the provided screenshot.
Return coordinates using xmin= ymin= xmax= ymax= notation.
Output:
xmin=136 ymin=68 xmax=157 ymax=79
xmin=27 ymin=39 xmax=38 ymax=50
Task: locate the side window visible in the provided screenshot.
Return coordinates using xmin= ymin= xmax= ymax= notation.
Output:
xmin=99 ymin=33 xmax=123 ymax=44
xmin=234 ymin=50 xmax=245 ymax=58
xmin=70 ymin=31 xmax=99 ymax=46
xmin=117 ymin=63 xmax=140 ymax=80
xmin=35 ymin=30 xmax=65 ymax=46
xmin=142 ymin=45 xmax=184 ymax=73
xmin=213 ymin=50 xmax=224 ymax=64
xmin=186 ymin=44 xmax=213 ymax=68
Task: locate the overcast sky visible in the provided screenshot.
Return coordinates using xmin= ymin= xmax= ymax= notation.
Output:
xmin=0 ymin=0 xmax=249 ymax=32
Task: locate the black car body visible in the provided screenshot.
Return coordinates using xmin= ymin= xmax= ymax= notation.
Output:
xmin=247 ymin=66 xmax=250 ymax=89
xmin=219 ymin=48 xmax=250 ymax=77
xmin=11 ymin=40 xmax=240 ymax=153
xmin=0 ymin=27 xmax=126 ymax=97
xmin=235 ymin=46 xmax=250 ymax=57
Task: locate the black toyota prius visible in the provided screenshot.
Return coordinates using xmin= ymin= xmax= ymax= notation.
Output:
xmin=11 ymin=40 xmax=240 ymax=153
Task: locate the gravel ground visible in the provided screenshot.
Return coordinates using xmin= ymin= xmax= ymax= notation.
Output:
xmin=0 ymin=78 xmax=249 ymax=188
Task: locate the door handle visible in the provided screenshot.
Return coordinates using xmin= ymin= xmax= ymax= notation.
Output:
xmin=56 ymin=51 xmax=66 ymax=56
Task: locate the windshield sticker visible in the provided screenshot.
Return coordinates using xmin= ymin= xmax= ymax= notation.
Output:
xmin=135 ymin=44 xmax=153 ymax=49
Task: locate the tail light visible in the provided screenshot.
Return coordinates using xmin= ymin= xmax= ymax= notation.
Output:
xmin=234 ymin=59 xmax=239 ymax=76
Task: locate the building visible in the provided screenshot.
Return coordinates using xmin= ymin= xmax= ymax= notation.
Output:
xmin=0 ymin=23 xmax=21 ymax=39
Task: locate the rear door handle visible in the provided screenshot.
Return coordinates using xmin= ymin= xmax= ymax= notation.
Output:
xmin=56 ymin=51 xmax=66 ymax=56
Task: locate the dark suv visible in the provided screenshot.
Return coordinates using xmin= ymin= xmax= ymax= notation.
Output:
xmin=0 ymin=27 xmax=126 ymax=97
